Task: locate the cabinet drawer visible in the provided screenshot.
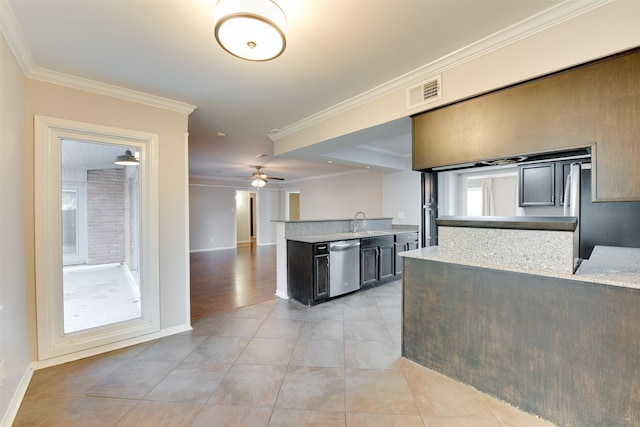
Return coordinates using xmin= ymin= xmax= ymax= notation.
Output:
xmin=314 ymin=243 xmax=329 ymax=255
xmin=360 ymin=235 xmax=393 ymax=248
xmin=395 ymin=232 xmax=418 ymax=244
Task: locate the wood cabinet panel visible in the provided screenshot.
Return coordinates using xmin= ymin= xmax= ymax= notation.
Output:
xmin=394 ymin=232 xmax=420 ymax=275
xmin=378 ymin=243 xmax=395 ymax=281
xmin=287 ymin=240 xmax=329 ymax=305
xmin=314 ymin=254 xmax=329 ymax=300
xmin=360 ymin=246 xmax=378 ymax=287
xmin=519 ymin=163 xmax=556 ymax=207
xmin=413 ymin=47 xmax=640 ymax=201
xmin=360 ymin=235 xmax=396 ymax=287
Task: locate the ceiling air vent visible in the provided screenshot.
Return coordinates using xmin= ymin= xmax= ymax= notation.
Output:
xmin=406 ymin=74 xmax=442 ymax=110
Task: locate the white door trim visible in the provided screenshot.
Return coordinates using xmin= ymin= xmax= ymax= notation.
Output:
xmin=34 ymin=115 xmax=160 ymax=361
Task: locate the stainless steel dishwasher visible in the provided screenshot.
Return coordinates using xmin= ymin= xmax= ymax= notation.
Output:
xmin=329 ymin=240 xmax=360 ymax=297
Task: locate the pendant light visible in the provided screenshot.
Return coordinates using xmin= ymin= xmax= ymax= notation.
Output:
xmin=114 ymin=149 xmax=139 ymax=166
xmin=214 ymin=0 xmax=286 ymax=61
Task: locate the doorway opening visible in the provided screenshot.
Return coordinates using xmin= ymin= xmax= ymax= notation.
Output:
xmin=61 ymin=140 xmax=142 ymax=333
xmin=236 ymin=190 xmax=257 ymax=247
xmin=287 ymin=191 xmax=300 ymax=220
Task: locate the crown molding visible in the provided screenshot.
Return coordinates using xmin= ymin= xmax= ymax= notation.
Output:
xmin=269 ymin=0 xmax=614 ymax=142
xmin=29 ymin=68 xmax=196 ymax=115
xmin=0 ymin=0 xmax=35 ymax=75
xmin=0 ymin=0 xmax=196 ymax=115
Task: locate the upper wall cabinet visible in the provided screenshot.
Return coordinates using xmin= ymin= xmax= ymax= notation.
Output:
xmin=412 ymin=48 xmax=640 ymax=202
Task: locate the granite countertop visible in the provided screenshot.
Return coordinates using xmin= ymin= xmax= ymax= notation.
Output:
xmin=436 ymin=215 xmax=578 ymax=231
xmin=289 ymin=229 xmax=417 ymax=244
xmin=401 ymin=245 xmax=640 ymax=290
xmin=274 ymin=217 xmax=393 ymax=223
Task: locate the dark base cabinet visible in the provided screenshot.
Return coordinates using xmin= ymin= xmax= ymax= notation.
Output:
xmin=288 ymin=231 xmax=420 ymax=304
xmin=360 ymin=246 xmax=379 ymax=287
xmin=360 ymin=235 xmax=395 ymax=288
xmin=287 ymin=240 xmax=329 ymax=305
xmin=394 ymin=232 xmax=419 ymax=275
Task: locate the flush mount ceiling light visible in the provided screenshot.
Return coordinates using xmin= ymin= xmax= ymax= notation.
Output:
xmin=114 ymin=149 xmax=139 ymax=166
xmin=214 ymin=0 xmax=286 ymax=61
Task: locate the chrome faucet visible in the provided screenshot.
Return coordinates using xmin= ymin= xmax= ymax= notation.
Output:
xmin=352 ymin=211 xmax=367 ymax=233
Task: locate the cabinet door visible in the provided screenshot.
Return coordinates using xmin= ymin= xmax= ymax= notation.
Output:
xmin=519 ymin=163 xmax=556 ymax=207
xmin=360 ymin=247 xmax=378 ymax=286
xmin=394 ymin=243 xmax=405 ymax=275
xmin=314 ymin=254 xmax=329 ymax=300
xmin=378 ymin=243 xmax=395 ymax=281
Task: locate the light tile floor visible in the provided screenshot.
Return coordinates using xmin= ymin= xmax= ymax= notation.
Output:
xmin=15 ymin=281 xmax=556 ymax=426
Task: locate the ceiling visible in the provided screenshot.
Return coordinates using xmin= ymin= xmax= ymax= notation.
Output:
xmin=6 ymin=0 xmax=570 ymax=185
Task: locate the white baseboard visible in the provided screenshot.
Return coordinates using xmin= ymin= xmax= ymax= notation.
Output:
xmin=189 ymin=246 xmax=236 ymax=253
xmin=1 ymin=365 xmax=34 ymax=427
xmin=275 ymin=290 xmax=289 ymax=300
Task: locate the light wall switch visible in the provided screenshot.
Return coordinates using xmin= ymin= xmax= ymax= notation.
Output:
xmin=398 ymin=211 xmax=405 ymax=219
xmin=0 ymin=359 xmax=5 ymax=386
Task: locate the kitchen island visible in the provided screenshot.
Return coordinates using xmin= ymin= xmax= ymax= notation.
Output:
xmin=274 ymin=218 xmax=418 ymax=301
xmin=401 ymin=244 xmax=640 ymax=427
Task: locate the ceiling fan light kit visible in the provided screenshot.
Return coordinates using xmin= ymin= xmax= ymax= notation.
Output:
xmin=251 ymin=177 xmax=267 ymax=187
xmin=214 ymin=0 xmax=286 ymax=62
xmin=244 ymin=166 xmax=284 ymax=187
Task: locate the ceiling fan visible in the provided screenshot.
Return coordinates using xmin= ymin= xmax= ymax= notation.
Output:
xmin=244 ymin=166 xmax=285 ymax=187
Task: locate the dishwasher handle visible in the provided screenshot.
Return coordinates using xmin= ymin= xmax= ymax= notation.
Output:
xmin=330 ymin=240 xmax=360 ymax=251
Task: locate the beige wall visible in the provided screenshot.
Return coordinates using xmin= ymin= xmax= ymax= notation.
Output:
xmin=298 ymin=171 xmax=384 ymax=220
xmin=0 ymin=32 xmax=30 ymax=425
xmin=25 ymin=79 xmax=191 ymax=356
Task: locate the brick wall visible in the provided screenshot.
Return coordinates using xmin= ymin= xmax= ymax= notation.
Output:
xmin=87 ymin=168 xmax=125 ymax=265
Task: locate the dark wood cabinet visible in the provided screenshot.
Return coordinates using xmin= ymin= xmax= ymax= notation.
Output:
xmin=360 ymin=246 xmax=378 ymax=287
xmin=394 ymin=232 xmax=419 ymax=275
xmin=360 ymin=235 xmax=395 ymax=288
xmin=314 ymin=250 xmax=329 ymax=300
xmin=289 ymin=232 xmax=418 ymax=302
xmin=287 ymin=240 xmax=330 ymax=305
xmin=519 ymin=160 xmax=579 ymax=208
xmin=519 ymin=163 xmax=556 ymax=207
xmin=413 ymin=47 xmax=640 ymax=201
xmin=378 ymin=242 xmax=395 ymax=281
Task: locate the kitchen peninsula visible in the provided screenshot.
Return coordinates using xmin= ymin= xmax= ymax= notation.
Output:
xmin=274 ymin=217 xmax=418 ymax=303
xmin=401 ymin=216 xmax=640 ymax=427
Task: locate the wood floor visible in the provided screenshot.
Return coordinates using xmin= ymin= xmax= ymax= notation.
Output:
xmin=189 ymin=244 xmax=277 ymax=319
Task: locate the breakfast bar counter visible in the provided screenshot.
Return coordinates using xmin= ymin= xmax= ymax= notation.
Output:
xmin=400 ymin=244 xmax=640 ymax=427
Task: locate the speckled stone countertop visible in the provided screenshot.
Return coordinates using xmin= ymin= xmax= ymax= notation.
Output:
xmin=401 ymin=245 xmax=640 ymax=290
xmin=289 ymin=229 xmax=417 ymax=244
